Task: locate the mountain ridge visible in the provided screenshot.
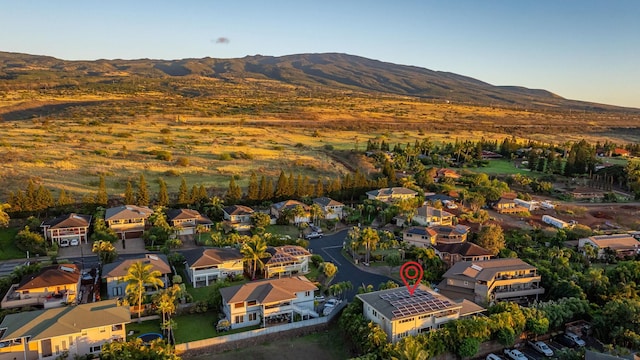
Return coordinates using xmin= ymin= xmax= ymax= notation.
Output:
xmin=0 ymin=50 xmax=636 ymax=113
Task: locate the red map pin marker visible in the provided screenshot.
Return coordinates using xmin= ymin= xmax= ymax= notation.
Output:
xmin=400 ymin=261 xmax=424 ymax=296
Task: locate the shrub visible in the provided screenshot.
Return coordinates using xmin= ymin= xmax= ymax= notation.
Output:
xmin=176 ymin=157 xmax=189 ymax=167
xmin=155 ymin=150 xmax=172 ymax=161
xmin=164 ymin=169 xmax=180 ymax=177
xmin=323 ymin=144 xmax=334 ymax=150
xmin=160 ymin=128 xmax=171 ymax=134
xmin=219 ymin=153 xmax=232 ymax=161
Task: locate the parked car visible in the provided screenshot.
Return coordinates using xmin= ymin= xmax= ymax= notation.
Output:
xmin=305 ymin=232 xmax=323 ymax=240
xmin=503 ymin=349 xmax=526 ymax=360
xmin=529 ymin=340 xmax=554 ymax=357
xmin=323 ymin=298 xmax=341 ymax=315
xmin=310 ymin=225 xmax=323 ymax=233
xmin=216 ymin=318 xmax=230 ymax=332
xmin=59 ymin=239 xmax=70 ymax=247
xmin=314 ymin=295 xmax=325 ymax=302
xmin=70 ymin=238 xmax=80 ymax=246
xmin=486 ymin=353 xmax=502 ymax=360
xmin=556 ymin=332 xmax=586 ymax=347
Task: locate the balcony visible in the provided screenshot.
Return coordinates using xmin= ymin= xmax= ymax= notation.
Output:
xmin=1 ymin=286 xmax=72 ymax=309
xmin=493 ymin=285 xmax=544 ymax=299
xmin=263 ymin=304 xmax=292 ymax=317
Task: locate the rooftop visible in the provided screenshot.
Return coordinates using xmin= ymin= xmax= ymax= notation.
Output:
xmin=442 ymin=258 xmax=537 ymax=282
xmin=101 ymin=254 xmax=171 ymax=278
xmin=182 ymin=247 xmax=243 ymax=268
xmin=41 ymin=213 xmax=92 ymax=229
xmin=105 ymin=205 xmax=153 ymax=221
xmin=220 ymin=276 xmax=317 ymax=304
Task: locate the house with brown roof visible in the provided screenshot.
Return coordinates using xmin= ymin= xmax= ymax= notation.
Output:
xmin=0 ymin=299 xmax=130 ymax=360
xmin=312 ymin=197 xmax=345 ymax=220
xmin=569 ymin=187 xmax=605 ymax=200
xmin=437 ymin=258 xmax=544 ymax=305
xmin=104 ymin=205 xmax=153 ymax=240
xmin=434 ymin=242 xmax=494 ymax=267
xmin=413 ymin=205 xmax=454 ymax=227
xmin=492 ymin=193 xmax=528 ymax=214
xmin=270 ymin=200 xmax=310 ymax=224
xmin=222 ymin=205 xmax=254 ymax=232
xmin=402 ymin=227 xmax=438 ymax=247
xmin=264 ymin=245 xmax=312 ymax=278
xmin=40 ymin=213 xmax=92 ymax=247
xmin=166 ymin=208 xmax=213 ymax=235
xmin=366 ymin=187 xmax=418 ymax=203
xmin=182 ymin=248 xmax=244 ymax=288
xmin=1 ymin=264 xmax=81 ymax=310
xmin=101 ymin=254 xmax=171 ymax=299
xmin=435 ymin=168 xmax=461 ymax=182
xmin=357 ymin=285 xmax=484 ymax=343
xmin=219 ymin=276 xmax=318 ymax=329
xmin=578 ymin=234 xmax=640 ymax=259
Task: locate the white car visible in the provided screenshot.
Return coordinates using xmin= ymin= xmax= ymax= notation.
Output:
xmin=59 ymin=239 xmax=70 ymax=247
xmin=564 ymin=332 xmax=586 ymax=347
xmin=70 ymin=238 xmax=80 ymax=246
xmin=322 ymin=299 xmax=341 ymax=315
xmin=503 ymin=349 xmax=526 ymax=360
xmin=530 ymin=341 xmax=554 ymax=357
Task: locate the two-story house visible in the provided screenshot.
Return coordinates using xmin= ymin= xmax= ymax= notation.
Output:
xmin=104 ymin=205 xmax=153 ymax=240
xmin=413 ymin=205 xmax=454 ymax=227
xmin=219 ymin=276 xmax=318 ymax=329
xmin=366 ymin=187 xmax=417 ymax=203
xmin=402 ymin=227 xmax=438 ymax=247
xmin=182 ymin=248 xmax=244 ymax=288
xmin=222 ymin=205 xmax=254 ymax=232
xmin=264 ymin=245 xmax=312 ymax=278
xmin=578 ymin=234 xmax=640 ymax=259
xmin=270 ymin=200 xmax=310 ymax=225
xmin=434 ymin=242 xmax=494 ymax=267
xmin=431 ymin=224 xmax=470 ymax=244
xmin=357 ymin=285 xmax=484 ymax=343
xmin=0 ymin=299 xmax=130 ymax=360
xmin=166 ymin=208 xmax=213 ymax=236
xmin=40 ymin=213 xmax=92 ymax=247
xmin=1 ymin=264 xmax=81 ymax=309
xmin=437 ymin=258 xmax=544 ymax=305
xmin=101 ymin=254 xmax=171 ymax=299
xmin=312 ymin=197 xmax=345 ymax=220
xmin=492 ymin=194 xmax=528 ymax=214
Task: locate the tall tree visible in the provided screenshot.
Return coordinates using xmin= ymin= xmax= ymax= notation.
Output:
xmin=0 ymin=204 xmax=10 ymax=228
xmin=56 ymin=189 xmax=74 ymax=207
xmin=92 ymin=240 xmax=117 ymax=264
xmin=226 ymin=177 xmax=242 ymax=203
xmin=247 ymin=172 xmax=259 ymax=201
xmin=258 ymin=175 xmax=270 ymax=200
xmin=476 ymin=224 xmax=505 ymax=255
xmin=157 ymin=178 xmax=169 ymax=207
xmin=178 ymin=177 xmax=189 ymax=204
xmin=35 ymin=185 xmax=54 ymax=211
xmin=124 ymin=181 xmax=135 ymax=204
xmin=136 ymin=174 xmax=149 ymax=206
xmin=25 ymin=179 xmax=37 ymax=211
xmin=125 ymin=261 xmax=164 ymax=320
xmin=274 ymin=171 xmax=288 ymax=199
xmin=96 ymin=175 xmax=109 ymax=206
xmin=241 ymin=236 xmax=270 ymax=279
xmin=315 ymin=179 xmax=325 ymax=198
xmin=359 ymin=228 xmax=381 ymax=265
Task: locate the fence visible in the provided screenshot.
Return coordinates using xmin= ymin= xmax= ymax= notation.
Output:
xmin=176 ymin=300 xmax=347 ymax=355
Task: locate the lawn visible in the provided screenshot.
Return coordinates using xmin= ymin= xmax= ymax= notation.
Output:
xmin=0 ymin=227 xmax=25 ymax=260
xmin=472 ymin=159 xmax=543 ymax=177
xmin=264 ymin=225 xmax=300 ymax=239
xmin=174 ymin=312 xmax=219 ymax=343
xmin=126 ymin=318 xmax=162 ymax=341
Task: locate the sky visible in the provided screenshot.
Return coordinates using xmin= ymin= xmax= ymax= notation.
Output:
xmin=1 ymin=0 xmax=639 ymax=108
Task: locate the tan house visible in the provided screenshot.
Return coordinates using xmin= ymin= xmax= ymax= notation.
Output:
xmin=166 ymin=208 xmax=213 ymax=235
xmin=437 ymin=258 xmax=544 ymax=305
xmin=222 ymin=205 xmax=254 ymax=232
xmin=435 ymin=168 xmax=461 ymax=182
xmin=0 ymin=299 xmax=130 ymax=360
xmin=1 ymin=264 xmax=81 ymax=310
xmin=312 ymin=197 xmax=345 ymax=220
xmin=434 ymin=242 xmax=494 ymax=267
xmin=264 ymin=245 xmax=312 ymax=278
xmin=183 ymin=248 xmax=244 ymax=288
xmin=413 ymin=205 xmax=454 ymax=227
xmin=270 ymin=200 xmax=310 ymax=224
xmin=366 ymin=187 xmax=418 ymax=203
xmin=578 ymin=234 xmax=640 ymax=259
xmin=101 ymin=254 xmax=171 ymax=299
xmin=493 ymin=194 xmax=528 ymax=214
xmin=219 ymin=276 xmax=318 ymax=329
xmin=431 ymin=225 xmax=470 ymax=244
xmin=403 ymin=227 xmax=438 ymax=247
xmin=357 ymin=285 xmax=484 ymax=343
xmin=104 ymin=205 xmax=152 ymax=240
xmin=40 ymin=213 xmax=92 ymax=247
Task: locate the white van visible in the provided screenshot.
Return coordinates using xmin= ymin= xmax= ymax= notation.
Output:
xmin=486 ymin=354 xmax=502 ymax=360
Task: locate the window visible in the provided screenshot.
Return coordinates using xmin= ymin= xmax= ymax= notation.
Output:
xmin=247 ymin=300 xmax=257 ymax=306
xmin=463 ymin=281 xmax=469 ymax=285
xmin=249 ymin=313 xmax=257 ymax=321
xmin=112 ymin=286 xmax=123 ymax=297
xmin=62 ymin=340 xmax=67 ymax=351
xmin=304 ymin=291 xmax=311 ymax=297
xmin=235 ymin=315 xmax=244 ymax=324
xmin=81 ymin=331 xmax=87 ymax=336
xmin=399 ymin=317 xmax=414 ymax=324
xmin=234 ymin=303 xmax=244 ymax=309
xmin=100 ymin=327 xmax=106 ymax=333
xmin=372 ymin=309 xmax=378 ymax=317
xmin=112 ymin=324 xmax=123 ymax=331
xmin=90 ymin=345 xmax=102 ymax=353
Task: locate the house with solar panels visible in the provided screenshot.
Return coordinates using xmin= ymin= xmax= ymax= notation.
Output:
xmin=264 ymin=245 xmax=312 ymax=278
xmin=356 ymin=285 xmax=484 ymax=343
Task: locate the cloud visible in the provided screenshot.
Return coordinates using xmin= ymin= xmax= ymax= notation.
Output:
xmin=215 ymin=37 xmax=230 ymax=44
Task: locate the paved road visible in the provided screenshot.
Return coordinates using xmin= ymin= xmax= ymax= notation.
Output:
xmin=307 ymin=229 xmax=397 ymax=300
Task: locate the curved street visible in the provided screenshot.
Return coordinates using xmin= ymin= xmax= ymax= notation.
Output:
xmin=307 ymin=229 xmax=397 ymax=300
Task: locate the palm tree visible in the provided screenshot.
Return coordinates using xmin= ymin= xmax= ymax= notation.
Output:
xmin=124 ymin=261 xmax=165 ymax=320
xmin=195 ymin=224 xmax=208 ymax=244
xmin=392 ymin=336 xmax=429 ymax=360
xmin=241 ymin=236 xmax=270 ymax=279
xmin=359 ymin=227 xmax=380 ymax=264
xmin=309 ymin=203 xmax=323 ymax=226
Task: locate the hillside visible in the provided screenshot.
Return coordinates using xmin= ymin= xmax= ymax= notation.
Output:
xmin=0 ymin=51 xmax=637 ymax=116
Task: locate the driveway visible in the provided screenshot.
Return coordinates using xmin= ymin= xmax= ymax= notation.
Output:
xmin=307 ymin=229 xmax=397 ymax=300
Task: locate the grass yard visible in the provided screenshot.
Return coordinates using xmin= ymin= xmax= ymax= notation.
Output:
xmin=0 ymin=228 xmax=25 ymax=260
xmin=126 ymin=318 xmax=162 ymax=341
xmin=265 ymin=225 xmax=300 ymax=239
xmin=472 ymin=159 xmax=543 ymax=177
xmin=187 ymin=324 xmax=351 ymax=360
xmin=174 ymin=312 xmax=220 ymax=343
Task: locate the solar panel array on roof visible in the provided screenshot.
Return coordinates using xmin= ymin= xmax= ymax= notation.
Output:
xmin=379 ymin=288 xmax=453 ymax=318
